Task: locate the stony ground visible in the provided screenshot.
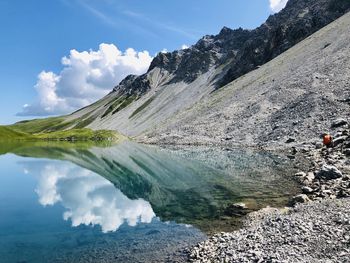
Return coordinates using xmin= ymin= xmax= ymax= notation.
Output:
xmin=189 ymin=199 xmax=350 ymax=263
xmin=187 ymin=123 xmax=350 ymax=263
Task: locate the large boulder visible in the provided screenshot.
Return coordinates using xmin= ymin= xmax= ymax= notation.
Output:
xmin=315 ymin=165 xmax=343 ymax=180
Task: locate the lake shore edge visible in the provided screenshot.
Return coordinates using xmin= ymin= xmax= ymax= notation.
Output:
xmin=187 ymin=124 xmax=350 ymax=262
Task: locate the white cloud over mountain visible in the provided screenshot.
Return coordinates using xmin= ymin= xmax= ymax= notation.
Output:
xmin=269 ymin=0 xmax=288 ymax=13
xmin=18 ymin=44 xmax=153 ymax=116
xmin=24 ymin=161 xmax=155 ymax=233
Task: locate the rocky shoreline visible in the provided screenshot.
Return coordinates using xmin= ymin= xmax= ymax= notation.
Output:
xmin=187 ymin=121 xmax=350 ymax=262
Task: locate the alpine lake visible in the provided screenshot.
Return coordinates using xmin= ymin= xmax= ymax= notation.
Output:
xmin=0 ymin=140 xmax=302 ymax=262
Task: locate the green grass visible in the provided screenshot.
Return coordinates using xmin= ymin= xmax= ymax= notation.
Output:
xmin=0 ymin=126 xmax=33 ymax=141
xmin=34 ymin=128 xmax=123 ymax=142
xmin=0 ymin=125 xmax=125 ymax=143
xmin=101 ymin=97 xmax=125 ymax=118
xmin=73 ymin=116 xmax=96 ymax=129
xmin=112 ymin=95 xmax=136 ymax=115
xmin=101 ymin=95 xmax=136 ymax=118
xmin=9 ymin=117 xmax=73 ymax=134
xmin=129 ymin=96 xmax=155 ymax=119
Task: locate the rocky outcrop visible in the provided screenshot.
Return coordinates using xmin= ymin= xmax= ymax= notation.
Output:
xmin=148 ymin=0 xmax=350 ymax=90
xmin=218 ymin=0 xmax=350 ymax=88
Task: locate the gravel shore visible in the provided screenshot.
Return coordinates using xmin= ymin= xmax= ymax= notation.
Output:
xmin=189 ymin=199 xmax=350 ymax=263
xmin=188 ymin=124 xmax=350 ymax=262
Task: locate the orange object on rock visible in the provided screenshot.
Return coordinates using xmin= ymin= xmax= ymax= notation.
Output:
xmin=323 ymin=134 xmax=332 ymax=146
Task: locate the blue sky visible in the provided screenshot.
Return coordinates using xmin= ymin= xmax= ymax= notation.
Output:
xmin=0 ymin=0 xmax=287 ymax=124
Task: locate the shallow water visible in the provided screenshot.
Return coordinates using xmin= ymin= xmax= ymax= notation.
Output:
xmin=0 ymin=141 xmax=300 ymax=262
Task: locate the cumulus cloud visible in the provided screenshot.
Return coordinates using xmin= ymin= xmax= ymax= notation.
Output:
xmin=24 ymin=161 xmax=155 ymax=233
xmin=18 ymin=43 xmax=153 ymax=116
xmin=269 ymin=0 xmax=288 ymax=13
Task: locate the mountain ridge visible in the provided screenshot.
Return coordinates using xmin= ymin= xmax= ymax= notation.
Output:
xmin=10 ymin=0 xmax=350 ymax=147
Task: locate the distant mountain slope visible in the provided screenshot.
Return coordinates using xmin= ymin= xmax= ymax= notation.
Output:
xmin=12 ymin=0 xmax=350 ymax=146
xmin=143 ymin=11 xmax=350 ymax=146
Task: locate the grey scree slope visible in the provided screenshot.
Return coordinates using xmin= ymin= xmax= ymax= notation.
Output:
xmin=141 ymin=12 xmax=350 ymax=146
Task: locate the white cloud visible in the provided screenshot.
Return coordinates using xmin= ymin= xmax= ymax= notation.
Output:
xmin=18 ymin=43 xmax=153 ymax=116
xmin=24 ymin=161 xmax=155 ymax=233
xmin=269 ymin=0 xmax=288 ymax=13
xmin=181 ymin=44 xmax=189 ymax=50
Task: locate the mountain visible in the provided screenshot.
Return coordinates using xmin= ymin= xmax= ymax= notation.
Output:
xmin=12 ymin=0 xmax=350 ymax=146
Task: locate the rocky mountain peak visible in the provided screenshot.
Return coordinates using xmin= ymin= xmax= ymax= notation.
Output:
xmin=112 ymin=0 xmax=350 ymax=100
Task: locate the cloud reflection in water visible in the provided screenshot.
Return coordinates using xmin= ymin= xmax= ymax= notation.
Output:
xmin=22 ymin=160 xmax=155 ymax=233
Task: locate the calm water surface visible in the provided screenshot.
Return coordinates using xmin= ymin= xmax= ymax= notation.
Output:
xmin=0 ymin=141 xmax=300 ymax=263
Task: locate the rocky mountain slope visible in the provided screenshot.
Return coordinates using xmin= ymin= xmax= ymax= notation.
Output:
xmin=14 ymin=0 xmax=350 ymax=146
xmin=143 ymin=10 xmax=350 ymax=147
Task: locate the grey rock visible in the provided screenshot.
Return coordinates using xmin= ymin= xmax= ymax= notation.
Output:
xmin=302 ymin=186 xmax=314 ymax=194
xmin=315 ymin=165 xmax=343 ymax=180
xmin=333 ymin=136 xmax=347 ymax=147
xmin=295 ymin=172 xmax=306 ymax=177
xmin=290 ymin=194 xmax=310 ymax=205
xmin=331 ymin=118 xmax=348 ymax=128
xmin=286 ymin=138 xmax=296 ymax=143
xmin=189 ymin=199 xmax=350 ymax=263
xmin=305 ymin=172 xmax=315 ymax=182
xmin=315 ymin=142 xmax=323 ymax=149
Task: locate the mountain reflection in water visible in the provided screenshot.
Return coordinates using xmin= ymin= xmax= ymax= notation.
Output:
xmin=0 ymin=141 xmax=302 ymax=262
xmin=4 ymin=140 xmax=300 ymax=233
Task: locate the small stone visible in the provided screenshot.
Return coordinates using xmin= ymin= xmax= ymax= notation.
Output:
xmin=331 ymin=118 xmax=348 ymax=128
xmin=232 ymin=202 xmax=247 ymax=209
xmin=295 ymin=172 xmax=306 ymax=177
xmin=290 ymin=194 xmax=310 ymax=205
xmin=333 ymin=136 xmax=347 ymax=147
xmin=315 ymin=142 xmax=323 ymax=149
xmin=305 ymin=172 xmax=315 ymax=182
xmin=302 ymin=186 xmax=313 ymax=194
xmin=286 ymin=138 xmax=296 ymax=143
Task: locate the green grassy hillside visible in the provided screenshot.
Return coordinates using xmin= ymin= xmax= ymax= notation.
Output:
xmin=9 ymin=117 xmax=74 ymax=134
xmin=0 ymin=126 xmax=33 ymax=141
xmin=0 ymin=125 xmax=125 ymax=143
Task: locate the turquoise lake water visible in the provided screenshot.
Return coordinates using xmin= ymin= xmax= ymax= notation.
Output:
xmin=0 ymin=141 xmax=300 ymax=262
